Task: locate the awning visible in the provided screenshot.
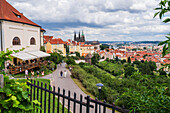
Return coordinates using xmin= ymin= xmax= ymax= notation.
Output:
xmin=11 ymin=51 xmax=50 ymax=61
xmin=26 ymin=51 xmax=50 ymax=58
xmin=11 ymin=52 xmax=37 ymax=61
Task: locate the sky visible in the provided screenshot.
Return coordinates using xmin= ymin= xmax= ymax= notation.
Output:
xmin=7 ymin=0 xmax=170 ymax=41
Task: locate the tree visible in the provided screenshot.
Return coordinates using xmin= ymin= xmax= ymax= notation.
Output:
xmin=100 ymin=44 xmax=109 ymax=50
xmin=127 ymin=57 xmax=131 ymax=63
xmin=40 ymin=46 xmax=46 ymax=52
xmin=154 ymin=0 xmax=170 ymax=69
xmin=115 ymin=56 xmax=119 ymax=62
xmin=66 ymin=45 xmax=69 ymax=54
xmin=0 ymin=49 xmax=13 ymax=70
xmin=124 ymin=65 xmax=135 ymax=77
xmin=139 ymin=62 xmax=152 ymax=75
xmin=143 ymin=54 xmax=148 ymax=59
xmin=75 ymin=52 xmax=80 ymax=58
xmin=148 ymin=61 xmax=157 ymax=71
xmin=91 ymin=53 xmax=100 ymax=65
xmin=45 ymin=52 xmax=63 ymax=64
xmin=66 ymin=57 xmax=76 ymax=65
xmin=159 ymin=70 xmax=167 ymax=76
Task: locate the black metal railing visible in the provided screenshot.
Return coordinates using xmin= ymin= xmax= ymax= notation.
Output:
xmin=27 ymin=79 xmax=130 ymax=113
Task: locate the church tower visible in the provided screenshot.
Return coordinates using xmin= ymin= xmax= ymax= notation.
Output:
xmin=78 ymin=32 xmax=81 ymax=42
xmin=81 ymin=31 xmax=85 ymax=42
xmin=74 ymin=31 xmax=76 ymax=41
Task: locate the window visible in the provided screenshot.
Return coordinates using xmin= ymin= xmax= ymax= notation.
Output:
xmin=30 ymin=37 xmax=36 ymax=45
xmin=13 ymin=37 xmax=21 ymax=45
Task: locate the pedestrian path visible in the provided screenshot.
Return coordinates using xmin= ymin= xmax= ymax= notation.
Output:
xmin=51 ymin=63 xmax=113 ymax=113
xmin=9 ymin=63 xmax=116 ymax=113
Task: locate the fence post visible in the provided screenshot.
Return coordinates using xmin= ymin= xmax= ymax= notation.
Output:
xmin=0 ymin=74 xmax=4 ymax=88
xmin=86 ymin=96 xmax=90 ymax=113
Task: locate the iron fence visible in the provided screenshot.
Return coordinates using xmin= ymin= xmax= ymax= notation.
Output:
xmin=27 ymin=79 xmax=130 ymax=113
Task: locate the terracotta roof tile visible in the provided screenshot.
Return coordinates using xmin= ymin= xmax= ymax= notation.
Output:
xmin=0 ymin=0 xmax=40 ymax=27
xmin=49 ymin=38 xmax=65 ymax=44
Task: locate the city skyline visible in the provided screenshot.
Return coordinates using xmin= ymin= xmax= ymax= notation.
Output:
xmin=8 ymin=0 xmax=170 ymax=41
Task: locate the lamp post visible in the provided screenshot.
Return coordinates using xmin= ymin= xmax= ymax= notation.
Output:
xmin=96 ymin=83 xmax=104 ymax=113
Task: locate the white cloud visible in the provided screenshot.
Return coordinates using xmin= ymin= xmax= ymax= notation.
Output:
xmin=7 ymin=0 xmax=170 ymax=41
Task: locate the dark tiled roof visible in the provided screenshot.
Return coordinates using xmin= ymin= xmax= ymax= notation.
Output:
xmin=85 ymin=41 xmax=100 ymax=45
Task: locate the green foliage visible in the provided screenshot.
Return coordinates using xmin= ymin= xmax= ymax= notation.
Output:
xmin=115 ymin=56 xmax=119 ymax=62
xmin=66 ymin=45 xmax=69 ymax=54
xmin=0 ymin=76 xmax=40 ymax=113
xmin=97 ymin=61 xmax=124 ymax=76
xmin=100 ymin=44 xmax=109 ymax=50
xmin=0 ymin=49 xmax=13 ymax=70
xmin=0 ymin=48 xmax=25 ymax=70
xmin=48 ymin=61 xmax=56 ymax=70
xmin=159 ymin=70 xmax=167 ymax=75
xmin=91 ymin=53 xmax=100 ymax=65
xmin=40 ymin=46 xmax=46 ymax=52
xmin=127 ymin=57 xmax=131 ymax=63
xmin=66 ymin=57 xmax=76 ymax=65
xmin=124 ymin=65 xmax=135 ymax=77
xmin=45 ymin=52 xmax=63 ymax=64
xmin=133 ymin=61 xmax=156 ymax=75
xmin=75 ymin=52 xmax=80 ymax=58
xmin=71 ymin=62 xmax=170 ymax=112
xmin=143 ymin=54 xmax=148 ymax=58
xmin=154 ymin=0 xmax=170 ymax=69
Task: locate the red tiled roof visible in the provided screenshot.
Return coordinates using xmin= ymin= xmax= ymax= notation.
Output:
xmin=0 ymin=0 xmax=40 ymax=27
xmin=81 ymin=44 xmax=93 ymax=47
xmin=40 ymin=28 xmax=45 ymax=31
xmin=163 ymin=58 xmax=170 ymax=64
xmin=82 ymin=53 xmax=88 ymax=57
xmin=46 ymin=50 xmax=52 ymax=53
xmin=49 ymin=38 xmax=65 ymax=44
xmin=44 ymin=36 xmax=53 ymax=43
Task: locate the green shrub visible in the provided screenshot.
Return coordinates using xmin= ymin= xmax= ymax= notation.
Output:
xmin=0 ymin=76 xmax=40 ymax=113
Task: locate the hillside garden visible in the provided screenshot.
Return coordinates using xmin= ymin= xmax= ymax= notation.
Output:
xmin=70 ymin=62 xmax=170 ymax=112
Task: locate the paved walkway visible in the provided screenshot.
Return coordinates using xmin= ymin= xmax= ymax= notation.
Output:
xmin=51 ymin=63 xmax=113 ymax=113
xmin=10 ymin=63 xmax=115 ymax=113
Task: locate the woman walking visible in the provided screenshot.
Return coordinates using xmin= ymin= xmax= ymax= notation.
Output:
xmin=64 ymin=70 xmax=67 ymax=78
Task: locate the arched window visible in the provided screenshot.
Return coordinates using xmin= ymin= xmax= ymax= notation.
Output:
xmin=30 ymin=37 xmax=36 ymax=45
xmin=13 ymin=37 xmax=21 ymax=45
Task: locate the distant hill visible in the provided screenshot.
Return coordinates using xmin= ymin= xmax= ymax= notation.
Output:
xmin=132 ymin=41 xmax=161 ymax=44
xmin=99 ymin=41 xmax=161 ymax=45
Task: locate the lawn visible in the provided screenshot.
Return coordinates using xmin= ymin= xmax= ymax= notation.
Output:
xmin=17 ymin=78 xmax=70 ymax=113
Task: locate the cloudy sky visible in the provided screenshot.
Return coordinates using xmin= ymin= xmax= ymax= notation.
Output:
xmin=8 ymin=0 xmax=170 ymax=41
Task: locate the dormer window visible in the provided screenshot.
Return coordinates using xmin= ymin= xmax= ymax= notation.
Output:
xmin=13 ymin=11 xmax=21 ymax=18
xmin=17 ymin=15 xmax=21 ymax=18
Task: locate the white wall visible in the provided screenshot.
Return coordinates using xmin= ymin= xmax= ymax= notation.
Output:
xmin=2 ymin=21 xmax=41 ymax=52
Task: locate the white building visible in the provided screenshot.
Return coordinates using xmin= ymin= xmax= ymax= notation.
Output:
xmin=0 ymin=0 xmax=49 ymax=73
xmin=0 ymin=0 xmax=45 ymax=52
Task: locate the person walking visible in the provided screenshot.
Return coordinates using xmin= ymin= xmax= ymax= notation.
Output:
xmin=64 ymin=70 xmax=67 ymax=78
xmin=25 ymin=69 xmax=28 ymax=78
xmin=31 ymin=70 xmax=34 ymax=78
xmin=41 ymin=71 xmax=44 ymax=77
xmin=60 ymin=70 xmax=63 ymax=78
xmin=37 ymin=70 xmax=39 ymax=78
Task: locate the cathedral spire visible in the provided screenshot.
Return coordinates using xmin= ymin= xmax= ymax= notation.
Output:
xmin=79 ymin=31 xmax=81 ymax=39
xmin=74 ymin=31 xmax=76 ymax=41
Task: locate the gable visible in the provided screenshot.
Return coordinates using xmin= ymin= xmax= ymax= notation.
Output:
xmin=0 ymin=0 xmax=40 ymax=27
